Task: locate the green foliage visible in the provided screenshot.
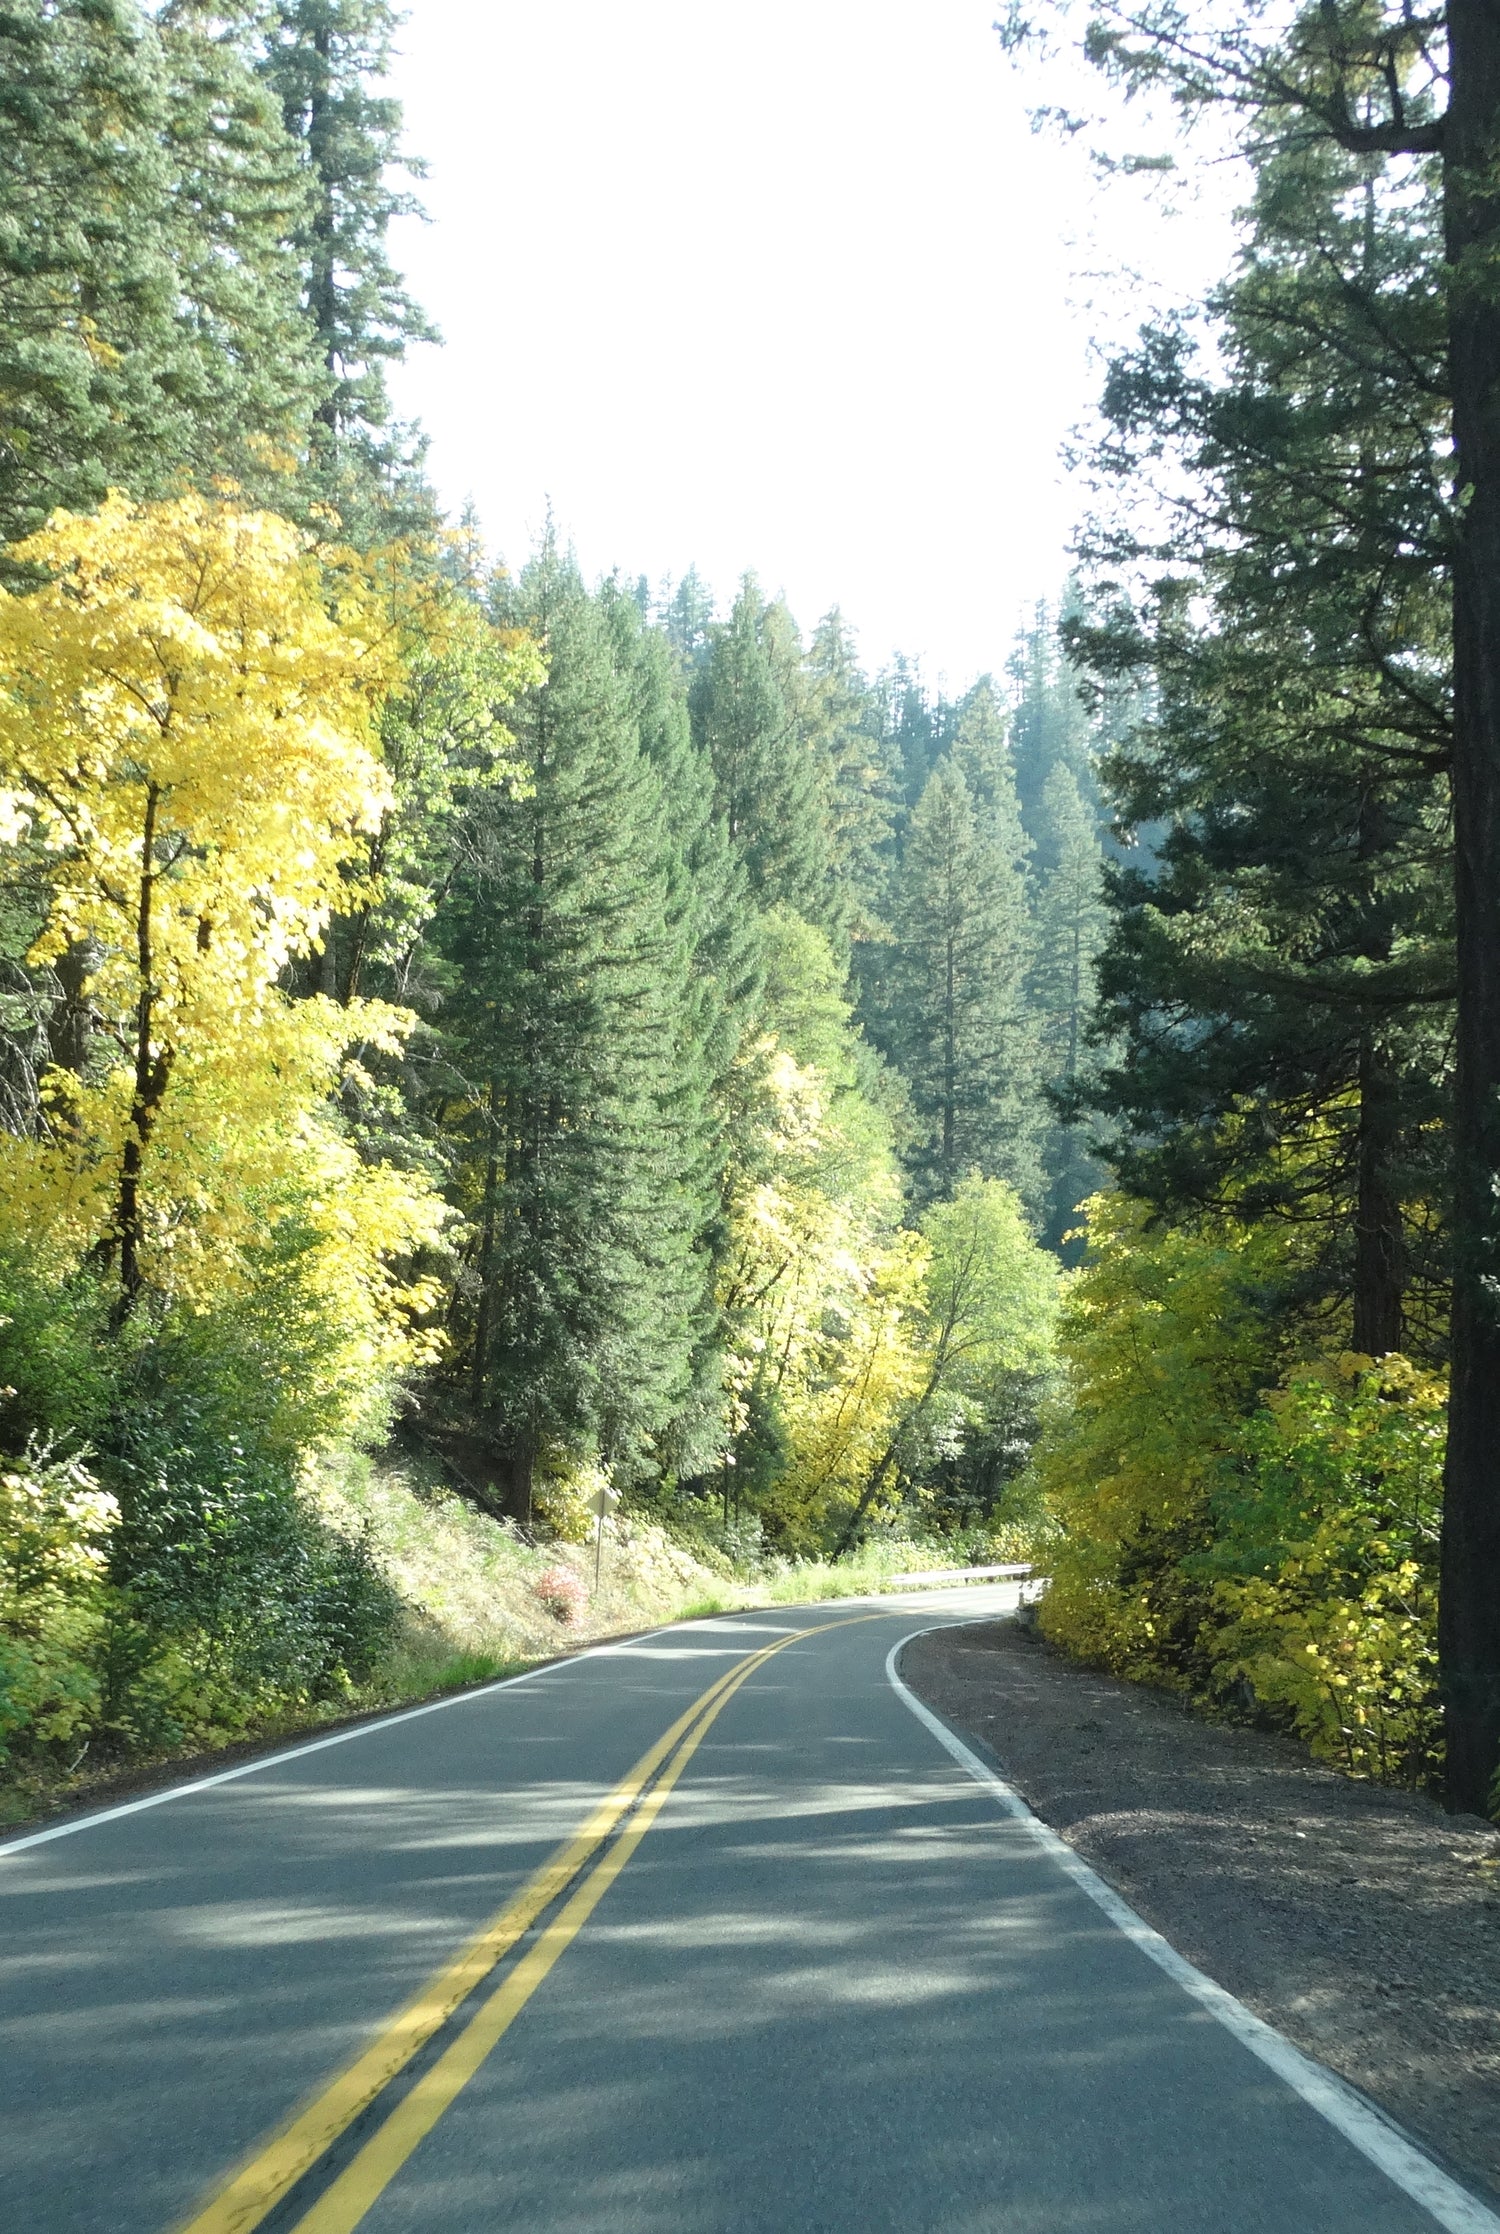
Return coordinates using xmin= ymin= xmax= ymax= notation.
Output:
xmin=259 ymin=0 xmax=436 ymax=513
xmin=690 ymin=578 xmax=831 ymax=925
xmin=1035 ymin=1193 xmax=1443 ymax=1787
xmin=443 ymin=548 xmax=718 ymax=1492
xmin=880 ymin=754 xmax=1042 ymax=1210
xmin=0 ymin=1442 xmax=114 ymax=1762
xmin=0 ymin=0 xmax=319 ymax=546
xmin=913 ymin=1178 xmax=1060 ymax=1528
xmin=1069 ymin=96 xmax=1451 ymax=1357
xmin=1207 ymin=1357 xmax=1443 ymax=1786
xmin=0 ymin=1249 xmax=403 ymax=1773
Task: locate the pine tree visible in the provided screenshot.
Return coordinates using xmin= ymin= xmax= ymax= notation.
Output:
xmin=1030 ymin=764 xmax=1108 ymax=1249
xmin=883 ymin=757 xmax=1041 ymax=1210
xmin=1008 ymin=604 xmax=1096 ymax=858
xmin=659 ymin=567 xmax=715 ymax=679
xmin=1072 ymin=116 xmax=1451 ymax=1359
xmin=442 ymin=554 xmax=713 ymax=1504
xmin=599 ymin=574 xmax=762 ymax=1474
xmin=1021 ymin=0 xmax=1500 ymax=1829
xmin=879 ymin=658 xmax=954 ymax=809
xmin=156 ymin=2 xmax=323 ymax=495
xmin=0 ymin=0 xmax=317 ymax=545
xmin=690 ymin=576 xmax=830 ymax=921
xmin=259 ymin=0 xmax=435 ymax=526
xmin=800 ymin=611 xmax=899 ymax=947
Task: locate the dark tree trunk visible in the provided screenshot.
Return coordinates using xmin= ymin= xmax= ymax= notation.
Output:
xmin=1440 ymin=0 xmax=1500 ymax=1816
xmin=469 ymin=1079 xmax=501 ymax=1408
xmin=45 ymin=938 xmax=98 ymax=1078
xmin=114 ymin=784 xmax=170 ymax=1324
xmin=1352 ymin=1034 xmax=1405 ymax=1357
xmin=306 ymin=21 xmax=339 ymax=434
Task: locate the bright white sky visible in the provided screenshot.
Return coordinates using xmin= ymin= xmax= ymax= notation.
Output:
xmin=385 ymin=0 xmax=1240 ymax=691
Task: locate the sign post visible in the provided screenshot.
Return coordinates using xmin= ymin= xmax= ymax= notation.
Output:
xmin=588 ymin=1479 xmax=620 ymax=1596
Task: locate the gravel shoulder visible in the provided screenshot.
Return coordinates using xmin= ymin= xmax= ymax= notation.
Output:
xmin=900 ymin=1614 xmax=1500 ymax=2206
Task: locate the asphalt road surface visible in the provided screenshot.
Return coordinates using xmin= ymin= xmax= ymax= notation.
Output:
xmin=3 ymin=1590 xmax=1494 ymax=2234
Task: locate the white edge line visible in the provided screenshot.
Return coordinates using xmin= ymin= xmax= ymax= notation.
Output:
xmin=0 ymin=1609 xmax=797 ymax=1860
xmin=884 ymin=1627 xmax=1500 ymax=2234
xmin=0 ymin=1588 xmax=1009 ymax=1860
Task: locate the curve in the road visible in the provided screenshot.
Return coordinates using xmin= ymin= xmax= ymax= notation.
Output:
xmin=186 ymin=1614 xmax=881 ymax=2234
xmin=3 ymin=1590 xmax=1495 ymax=2234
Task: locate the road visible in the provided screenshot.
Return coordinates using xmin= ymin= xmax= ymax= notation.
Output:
xmin=1 ymin=1590 xmax=1492 ymax=2234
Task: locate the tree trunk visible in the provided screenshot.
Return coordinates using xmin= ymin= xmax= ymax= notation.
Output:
xmin=44 ymin=938 xmax=98 ymax=1079
xmin=1439 ymin=0 xmax=1500 ymax=1817
xmin=114 ymin=784 xmax=170 ymax=1323
xmin=307 ymin=20 xmax=339 ymax=434
xmin=469 ymin=1079 xmax=501 ymax=1408
xmin=1352 ymin=1033 xmax=1404 ymax=1357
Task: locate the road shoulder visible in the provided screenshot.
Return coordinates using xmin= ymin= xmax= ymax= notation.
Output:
xmin=900 ymin=1616 xmax=1500 ymax=2207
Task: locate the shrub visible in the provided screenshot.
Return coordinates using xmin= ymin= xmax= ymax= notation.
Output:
xmin=1032 ymin=1195 xmax=1446 ymax=1788
xmin=0 ymin=1442 xmax=115 ymax=1763
xmin=533 ymin=1565 xmax=587 ymax=1624
xmin=1203 ymin=1357 xmax=1443 ymax=1784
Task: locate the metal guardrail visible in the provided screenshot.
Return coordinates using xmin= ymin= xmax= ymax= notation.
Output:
xmin=887 ymin=1562 xmax=1033 ymax=1588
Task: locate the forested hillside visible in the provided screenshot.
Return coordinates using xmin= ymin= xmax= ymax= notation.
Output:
xmin=3 ymin=0 xmax=1496 ymax=1831
xmin=0 ymin=0 xmax=1103 ymax=1795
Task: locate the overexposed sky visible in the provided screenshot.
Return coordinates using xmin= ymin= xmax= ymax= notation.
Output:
xmin=385 ymin=0 xmax=1239 ymax=690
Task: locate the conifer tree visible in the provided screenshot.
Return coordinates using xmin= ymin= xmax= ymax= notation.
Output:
xmin=690 ymin=577 xmax=830 ymax=922
xmin=882 ymin=757 xmax=1041 ymax=1210
xmin=442 ymin=554 xmax=713 ymax=1504
xmin=1030 ymin=764 xmax=1108 ymax=1248
xmin=260 ymin=0 xmax=435 ymax=523
xmin=880 ymin=659 xmax=953 ymax=809
xmin=0 ymin=0 xmax=317 ymax=545
xmin=800 ymin=611 xmax=899 ymax=947
xmin=1008 ymin=602 xmax=1096 ymax=854
xmin=1018 ymin=0 xmax=1500 ymax=1839
xmin=659 ymin=567 xmax=714 ymax=678
xmin=599 ymin=576 xmax=762 ymax=1473
xmin=1071 ymin=115 xmax=1452 ymax=1359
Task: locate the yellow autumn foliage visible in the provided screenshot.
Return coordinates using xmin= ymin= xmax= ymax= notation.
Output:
xmin=0 ymin=492 xmax=446 ymax=1368
xmin=718 ymin=1044 xmax=929 ymax=1550
xmin=1034 ymin=1192 xmax=1445 ymax=1786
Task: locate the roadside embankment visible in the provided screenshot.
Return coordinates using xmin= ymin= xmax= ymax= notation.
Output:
xmin=1 ymin=1443 xmax=991 ymax=1832
xmin=902 ymin=1616 xmax=1500 ymax=2207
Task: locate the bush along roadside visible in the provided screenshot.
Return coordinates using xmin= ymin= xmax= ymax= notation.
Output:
xmin=1 ymin=1396 xmax=1046 ymax=1830
xmin=1033 ymin=1197 xmax=1451 ymax=1799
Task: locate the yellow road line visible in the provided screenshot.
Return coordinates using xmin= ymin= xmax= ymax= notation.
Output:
xmin=288 ymin=1635 xmax=797 ymax=2234
xmin=176 ymin=1615 xmax=872 ymax=2234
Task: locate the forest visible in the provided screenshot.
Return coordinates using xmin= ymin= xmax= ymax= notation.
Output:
xmin=1 ymin=0 xmax=1496 ymax=1828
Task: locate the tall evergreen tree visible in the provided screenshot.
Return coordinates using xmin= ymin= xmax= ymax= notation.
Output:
xmin=260 ymin=0 xmax=435 ymax=522
xmin=1071 ymin=114 xmax=1452 ymax=1361
xmin=950 ymin=676 xmax=1029 ymax=853
xmin=599 ymin=575 xmax=762 ymax=1473
xmin=1018 ymin=0 xmax=1500 ymax=1856
xmin=1030 ymin=764 xmax=1109 ymax=1249
xmin=882 ymin=756 xmax=1041 ymax=1210
xmin=0 ymin=0 xmax=317 ymax=545
xmin=690 ymin=576 xmax=830 ymax=922
xmin=659 ymin=566 xmax=714 ymax=678
xmin=1009 ymin=601 xmax=1096 ymax=854
xmin=879 ymin=658 xmax=953 ymax=809
xmin=441 ymin=554 xmax=714 ymax=1505
xmin=799 ymin=611 xmax=899 ymax=946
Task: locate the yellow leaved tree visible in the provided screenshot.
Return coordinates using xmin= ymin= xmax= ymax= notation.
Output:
xmin=718 ymin=1043 xmax=930 ymax=1550
xmin=0 ymin=491 xmax=445 ymax=1374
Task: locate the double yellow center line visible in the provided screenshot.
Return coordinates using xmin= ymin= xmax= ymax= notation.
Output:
xmin=178 ymin=1614 xmax=876 ymax=2234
